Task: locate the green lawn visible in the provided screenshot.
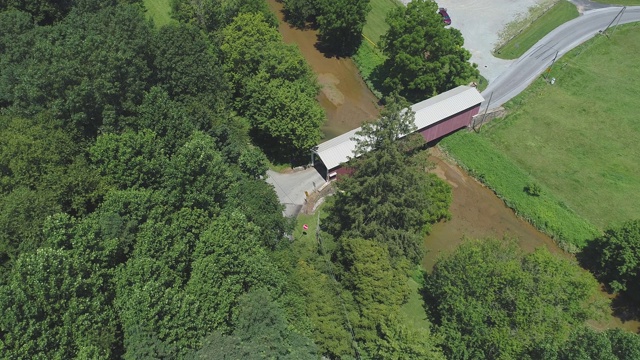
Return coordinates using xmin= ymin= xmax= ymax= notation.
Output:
xmin=495 ymin=1 xmax=579 ymax=59
xmin=353 ymin=0 xmax=401 ymax=97
xmin=441 ymin=23 xmax=640 ymax=247
xmin=362 ymin=0 xmax=401 ymax=44
xmin=400 ymin=277 xmax=433 ymax=331
xmin=143 ymin=0 xmax=176 ymax=27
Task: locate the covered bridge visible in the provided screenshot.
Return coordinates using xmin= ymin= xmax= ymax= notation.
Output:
xmin=312 ymin=85 xmax=484 ymax=179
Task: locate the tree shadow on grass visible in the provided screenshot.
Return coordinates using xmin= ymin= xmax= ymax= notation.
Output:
xmin=610 ymin=293 xmax=640 ymax=328
xmin=577 ymin=238 xmax=640 ymax=329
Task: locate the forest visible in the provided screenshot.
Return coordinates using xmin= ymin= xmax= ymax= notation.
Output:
xmin=0 ymin=0 xmax=639 ymax=359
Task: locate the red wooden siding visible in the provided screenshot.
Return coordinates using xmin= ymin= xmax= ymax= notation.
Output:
xmin=417 ymin=104 xmax=480 ymax=143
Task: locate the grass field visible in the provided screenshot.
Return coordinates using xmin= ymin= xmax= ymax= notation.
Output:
xmin=363 ymin=0 xmax=401 ymax=44
xmin=495 ymin=0 xmax=578 ymax=59
xmin=143 ymin=0 xmax=175 ymax=27
xmin=441 ymin=23 xmax=640 ymax=246
xmin=353 ymin=0 xmax=400 ymax=97
xmin=401 ymin=277 xmax=433 ymax=331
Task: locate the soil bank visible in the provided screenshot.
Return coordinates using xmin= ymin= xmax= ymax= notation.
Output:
xmin=426 ymin=146 xmax=639 ymax=332
xmin=266 ymin=0 xmax=639 ymax=333
xmin=266 ymin=0 xmax=380 ymax=139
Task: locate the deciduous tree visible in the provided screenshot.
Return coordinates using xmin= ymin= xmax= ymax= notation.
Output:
xmin=580 ymin=219 xmax=640 ymax=301
xmin=425 ymin=239 xmax=607 ymax=360
xmin=316 ymin=0 xmax=370 ymax=56
xmin=380 ymin=0 xmax=478 ymax=102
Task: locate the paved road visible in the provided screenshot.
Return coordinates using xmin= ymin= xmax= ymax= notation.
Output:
xmin=266 ymin=169 xmax=325 ymax=217
xmin=482 ymin=6 xmax=640 ymax=110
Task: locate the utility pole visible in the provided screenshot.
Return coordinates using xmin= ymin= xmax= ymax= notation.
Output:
xmin=544 ymin=50 xmax=559 ymax=80
xmin=602 ymin=7 xmax=626 ymax=38
xmin=475 ymin=92 xmax=493 ymax=132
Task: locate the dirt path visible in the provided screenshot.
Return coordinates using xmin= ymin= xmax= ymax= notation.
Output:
xmin=266 ymin=0 xmax=380 ymax=139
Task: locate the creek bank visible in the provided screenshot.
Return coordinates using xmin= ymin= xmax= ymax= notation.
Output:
xmin=266 ymin=0 xmax=380 ymax=139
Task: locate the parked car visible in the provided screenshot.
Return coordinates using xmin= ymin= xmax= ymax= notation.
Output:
xmin=438 ymin=8 xmax=451 ymax=25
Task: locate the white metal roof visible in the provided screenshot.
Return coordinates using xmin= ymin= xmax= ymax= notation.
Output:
xmin=412 ymin=85 xmax=485 ymax=130
xmin=314 ymin=85 xmax=484 ymax=171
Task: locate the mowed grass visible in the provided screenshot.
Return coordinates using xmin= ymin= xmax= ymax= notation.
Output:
xmin=353 ymin=0 xmax=400 ymax=96
xmin=440 ymin=131 xmax=598 ymax=248
xmin=400 ymin=277 xmax=433 ymax=331
xmin=442 ymin=23 xmax=640 ymax=245
xmin=495 ymin=0 xmax=578 ymax=59
xmin=143 ymin=0 xmax=176 ymax=27
xmin=363 ymin=0 xmax=401 ymax=44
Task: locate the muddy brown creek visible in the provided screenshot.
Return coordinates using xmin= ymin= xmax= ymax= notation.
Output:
xmin=266 ymin=0 xmax=380 ymax=139
xmin=266 ymin=0 xmax=639 ymax=332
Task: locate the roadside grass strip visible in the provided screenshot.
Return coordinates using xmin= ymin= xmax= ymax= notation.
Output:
xmin=442 ymin=24 xmax=640 ymax=247
xmin=495 ymin=0 xmax=578 ymax=59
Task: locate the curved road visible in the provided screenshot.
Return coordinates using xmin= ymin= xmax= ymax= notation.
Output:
xmin=482 ymin=6 xmax=640 ymax=110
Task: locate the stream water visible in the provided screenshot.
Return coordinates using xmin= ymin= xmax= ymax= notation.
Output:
xmin=266 ymin=0 xmax=380 ymax=139
xmin=266 ymin=0 xmax=639 ymax=333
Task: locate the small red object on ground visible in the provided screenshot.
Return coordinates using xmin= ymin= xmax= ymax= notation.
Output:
xmin=303 ymin=224 xmax=309 ymax=230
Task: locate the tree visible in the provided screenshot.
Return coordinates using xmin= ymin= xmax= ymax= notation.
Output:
xmin=580 ymin=220 xmax=640 ymax=301
xmin=0 ymin=187 xmax=60 ymax=269
xmin=334 ymin=238 xmax=445 ymax=359
xmin=0 ymin=0 xmax=73 ymax=25
xmin=220 ymin=12 xmax=307 ymax=93
xmin=293 ymin=260 xmax=354 ymax=358
xmin=185 ymin=212 xmax=285 ymax=331
xmin=152 ymin=22 xmax=229 ymax=107
xmin=242 ymin=74 xmax=324 ymax=156
xmin=220 ymin=12 xmax=324 ymax=156
xmin=192 ymin=288 xmax=318 ymax=359
xmin=607 ymin=328 xmax=640 ymax=360
xmin=0 ymin=4 xmax=155 ymax=136
xmin=0 ymin=248 xmax=119 ymax=359
xmin=171 ymin=0 xmax=276 ymax=33
xmin=534 ymin=327 xmax=640 ymax=360
xmin=425 ymin=239 xmax=607 ymax=360
xmin=90 ymin=130 xmax=167 ymax=190
xmin=162 ymin=131 xmax=236 ymax=213
xmin=282 ymin=0 xmax=321 ymax=28
xmin=325 ymin=94 xmax=443 ymax=263
xmin=316 ymin=0 xmax=371 ymax=56
xmin=224 ymin=178 xmax=288 ymax=248
xmin=380 ymin=0 xmax=478 ymax=102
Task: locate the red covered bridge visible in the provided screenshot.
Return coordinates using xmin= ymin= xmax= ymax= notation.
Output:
xmin=312 ymin=85 xmax=484 ymax=180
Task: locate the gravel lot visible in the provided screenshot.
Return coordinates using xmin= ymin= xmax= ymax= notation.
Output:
xmin=400 ymin=0 xmax=550 ymax=82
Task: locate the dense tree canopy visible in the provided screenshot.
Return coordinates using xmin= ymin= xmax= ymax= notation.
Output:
xmin=425 ymin=239 xmax=607 ymax=360
xmin=171 ymin=0 xmax=276 ymax=32
xmin=316 ymin=0 xmax=370 ymax=56
xmin=326 ymin=94 xmax=451 ymax=263
xmin=0 ymin=1 xmax=318 ymax=357
xmin=580 ymin=219 xmax=640 ymax=301
xmin=283 ymin=0 xmax=371 ymax=55
xmin=380 ymin=0 xmax=479 ymax=102
xmin=221 ymin=12 xmax=324 ymax=157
